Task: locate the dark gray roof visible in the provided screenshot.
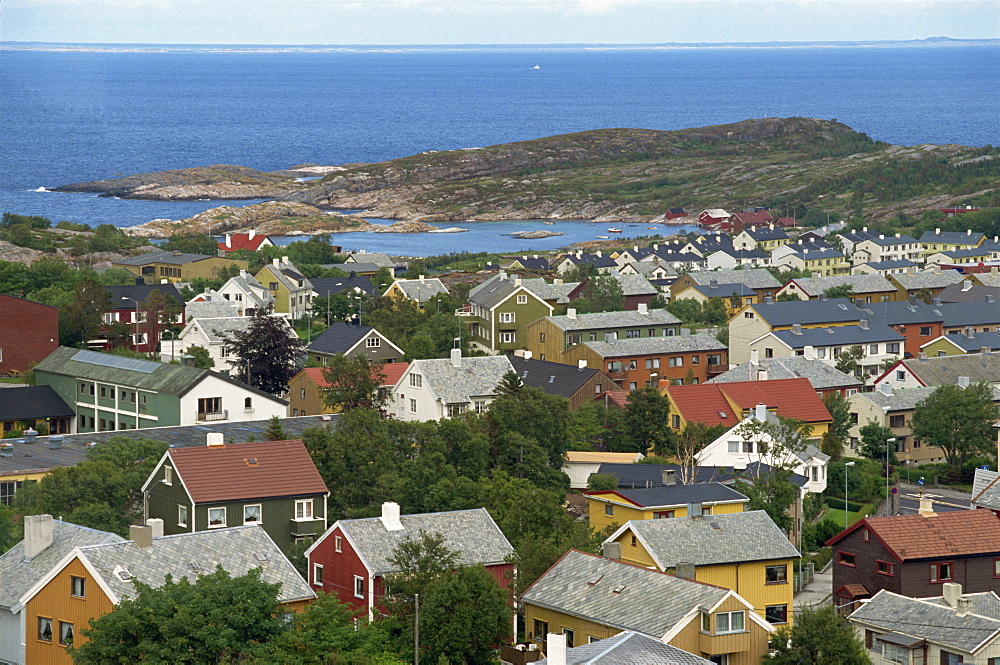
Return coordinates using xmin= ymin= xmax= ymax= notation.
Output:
xmin=536 ymin=630 xmax=712 ymax=665
xmin=751 ymin=298 xmax=863 ymax=326
xmin=114 ymin=250 xmax=215 ymax=266
xmin=78 ymin=524 xmax=313 ymax=604
xmin=547 ymin=309 xmax=680 ymax=332
xmin=972 ymin=468 xmax=1000 ymax=510
xmin=335 ymin=508 xmax=513 ymax=576
xmin=708 ymin=357 xmax=862 ymax=390
xmin=937 ymin=283 xmax=1000 ymax=304
xmin=849 ymin=590 xmax=1000 ymax=654
xmin=919 ymin=230 xmax=986 ymax=244
xmin=469 ymin=278 xmax=521 ymax=309
xmin=307 ymin=322 xmax=376 ymax=355
xmin=504 ymin=256 xmax=551 ymax=271
xmin=310 ymin=275 xmax=375 ymax=296
xmin=931 ymin=248 xmax=993 ymax=259
xmin=901 ymin=352 xmax=1000 ymax=386
xmin=609 ymin=482 xmax=748 ymax=508
xmin=742 ymin=227 xmax=789 ymax=241
xmin=859 ymin=301 xmax=944 ymax=325
xmin=687 ymin=283 xmax=756 ymax=298
xmin=594 ymin=463 xmax=807 ymax=490
xmin=933 ymin=331 xmax=1000 ymax=352
xmin=561 ymin=254 xmax=618 ymax=269
xmin=510 ymin=355 xmax=603 ymax=399
xmin=688 ymin=268 xmax=780 ymax=290
xmin=106 ymin=283 xmax=184 ymax=309
xmin=0 ymin=385 xmax=75 ymax=422
xmin=788 ymin=248 xmax=845 ymax=260
xmin=580 ymin=334 xmax=726 ymax=358
xmin=861 ymin=234 xmax=919 ymax=246
xmin=860 ymin=259 xmax=917 ymax=270
xmin=522 ymin=550 xmax=730 ymax=639
xmin=616 ymin=510 xmax=799 ymax=568
xmin=0 ymin=519 xmax=124 ymax=609
xmin=939 ymin=301 xmax=1000 ymax=327
xmin=770 ymin=323 xmax=905 ymax=348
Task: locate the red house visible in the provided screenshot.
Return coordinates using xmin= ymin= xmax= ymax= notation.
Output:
xmin=0 ymin=294 xmax=58 ymax=375
xmin=304 ymin=502 xmax=515 ymax=618
xmin=698 ymin=209 xmax=730 ymax=229
xmin=218 ymin=231 xmax=275 ymax=253
xmin=664 ymin=207 xmax=688 ymax=220
xmin=725 ymin=210 xmax=774 ymax=234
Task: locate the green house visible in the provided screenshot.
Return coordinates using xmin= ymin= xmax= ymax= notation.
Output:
xmin=141 ymin=436 xmax=329 ymax=553
xmin=467 ymin=276 xmax=554 ymax=353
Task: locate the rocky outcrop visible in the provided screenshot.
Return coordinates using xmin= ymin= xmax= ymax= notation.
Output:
xmin=53 ymin=165 xmax=297 ymax=200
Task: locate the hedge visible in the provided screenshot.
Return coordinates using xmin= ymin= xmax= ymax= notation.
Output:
xmin=825 ymin=496 xmax=864 ymax=512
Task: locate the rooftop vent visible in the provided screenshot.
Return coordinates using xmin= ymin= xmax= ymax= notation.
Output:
xmin=587 ymin=574 xmax=604 ymax=586
xmin=254 ymin=553 xmax=269 ymax=564
xmin=188 ymin=561 xmax=202 ymax=573
xmin=113 ymin=566 xmax=133 ymax=582
xmin=612 ymin=585 xmax=626 ymax=594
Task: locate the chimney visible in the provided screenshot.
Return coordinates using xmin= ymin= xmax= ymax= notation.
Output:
xmin=554 ymin=278 xmax=563 ymax=286
xmin=519 ymin=350 xmax=533 ymax=359
xmin=23 ymin=515 xmax=54 ymax=559
xmin=755 ymin=403 xmax=767 ymax=422
xmin=595 ymin=250 xmax=602 ymax=258
xmin=602 ymin=541 xmax=621 ymax=560
xmin=957 ymin=597 xmax=973 ymax=617
xmin=764 ymin=295 xmax=772 ymax=304
xmin=662 ymin=468 xmax=676 ymax=486
xmin=675 ymin=562 xmax=696 ymax=580
xmin=499 ymin=269 xmax=507 ymax=281
xmin=282 ymin=256 xmax=289 ymax=264
xmin=967 ymin=229 xmax=972 ymax=236
xmin=380 ymin=502 xmax=404 ymax=531
xmin=757 ymin=368 xmax=768 ymax=381
xmin=240 ymin=269 xmax=248 ymax=278
xmin=982 ymin=346 xmax=992 ymax=355
xmin=879 ymin=234 xmax=884 ymax=239
xmin=546 ymin=633 xmax=567 ymax=665
xmin=515 ymin=277 xmax=522 ymax=286
xmin=804 ymin=345 xmax=817 ymax=361
xmin=637 ymin=303 xmax=648 ymax=315
xmin=957 ymin=376 xmax=970 ymax=388
xmin=146 ymin=518 xmax=164 ymax=539
xmin=750 ymin=349 xmax=759 ymax=365
xmin=941 ymin=582 xmax=962 ymax=608
xmin=633 ymin=245 xmax=639 ymax=252
xmin=863 ymin=226 xmax=869 ymax=233
xmin=879 ymin=383 xmax=893 ymax=396
xmin=131 ymin=524 xmax=153 ymax=550
xmin=207 ymin=432 xmax=224 ymax=447
xmin=917 ymin=351 xmax=927 ymax=360
xmin=859 ymin=318 xmax=869 ymax=330
xmin=812 ymin=271 xmax=822 ymax=279
xmin=895 ymin=233 xmax=900 ymax=238
xmin=987 ymin=295 xmax=995 ymax=304
xmin=935 ymin=227 xmax=941 ymax=234
xmin=577 ymin=359 xmax=587 ymax=369
xmin=962 ymin=279 xmax=972 ymax=291
xmin=450 ymin=347 xmax=462 ymax=368
xmin=605 ymin=331 xmax=616 ymax=343
xmin=272 ymin=258 xmax=280 ymax=268
xmin=918 ymin=497 xmax=935 ymax=515
xmin=248 ymin=230 xmax=255 ymax=240
xmin=792 ymin=323 xmax=802 ymax=335
xmin=225 ymin=234 xmax=231 ymax=248
xmin=933 ymin=298 xmax=942 ymax=306
xmin=686 ymin=502 xmax=703 ymax=517
xmin=567 ymin=308 xmax=576 ymax=320
xmin=419 ymin=274 xmax=425 ymax=284
xmin=965 ymin=326 xmax=974 ymax=338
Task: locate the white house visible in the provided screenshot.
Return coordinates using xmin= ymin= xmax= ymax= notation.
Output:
xmin=215 ymin=271 xmax=275 ymax=316
xmin=390 ymin=350 xmax=513 ymax=421
xmin=161 ymin=315 xmax=298 ymax=374
xmin=561 ymin=451 xmax=645 ymax=489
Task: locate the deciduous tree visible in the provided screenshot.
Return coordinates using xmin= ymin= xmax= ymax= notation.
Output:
xmin=321 ymin=354 xmax=389 ymax=413
xmin=223 ymin=307 xmax=304 ymax=395
xmin=765 ymin=604 xmax=870 ymax=665
xmin=911 ymin=382 xmax=1000 ymax=468
xmin=619 ymin=387 xmax=675 ymax=455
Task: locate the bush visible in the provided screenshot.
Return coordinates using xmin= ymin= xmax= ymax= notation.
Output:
xmin=824 ymin=496 xmax=863 ymax=512
xmin=2 ymin=430 xmax=23 ymax=439
xmin=587 ymin=473 xmax=618 ymax=491
xmin=811 ymin=546 xmax=834 ymax=571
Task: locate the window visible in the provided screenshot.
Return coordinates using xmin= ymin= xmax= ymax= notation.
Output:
xmin=887 ymin=343 xmax=900 ymax=354
xmin=313 ymin=563 xmax=324 ymax=585
xmin=562 ymin=628 xmax=574 ymax=648
xmin=539 ymin=332 xmax=546 ymax=343
xmin=354 ymin=575 xmax=365 ymax=598
xmin=668 ymin=357 xmax=683 ymax=367
xmin=500 ymin=332 xmax=516 ymax=344
xmin=244 ymin=397 xmax=252 ymax=409
xmin=883 ymin=642 xmax=908 ymax=664
xmin=608 ymin=361 xmax=622 ymax=372
xmin=208 ymin=507 xmax=226 ymax=527
xmin=817 ymin=347 xmax=827 ymax=358
xmin=198 ymin=397 xmax=222 ymax=416
xmin=178 ymin=504 xmax=188 ymax=527
xmin=876 ymin=560 xmax=895 ymax=576
xmin=410 ymin=374 xmax=422 ymax=388
xmin=499 ymin=312 xmax=515 ymax=323
xmin=708 ymin=354 xmax=721 ymax=365
xmin=764 ymin=347 xmax=773 ymax=358
xmin=446 ymin=403 xmax=468 ymax=418
xmin=869 ymin=344 xmax=879 ymax=355
xmin=300 ymin=387 xmax=307 ymax=399
xmin=940 ymin=650 xmax=963 ymax=665
xmin=889 ymin=414 xmax=905 ymax=428
xmin=715 ymin=611 xmax=745 ymax=634
xmin=568 ymin=334 xmax=582 ymax=345
xmin=862 ymin=528 xmax=870 ymax=542
xmin=626 ymin=329 xmax=640 ymax=338
xmin=409 ymin=398 xmax=417 ymax=413
xmin=474 ymin=400 xmax=487 ymax=414
xmin=672 ymin=415 xmax=680 ymax=428
xmin=100 ymin=386 xmax=107 ymax=399
xmin=839 ymin=551 xmax=856 ymax=567
xmin=335 ymin=536 xmax=343 ymax=553
xmin=728 ymin=440 xmax=739 ymax=453
xmin=366 ymin=337 xmax=381 ymax=347
xmin=59 ymin=621 xmax=74 ymax=647
xmin=163 ymin=465 xmax=173 ymax=485
xmin=244 ymin=504 xmax=262 ymax=524
xmin=516 ymin=294 xmax=527 ymax=304
xmin=919 ymin=326 xmax=932 ymax=336
xmin=691 ymin=355 xmax=699 ymax=365
xmin=269 ymin=282 xmax=278 ymax=290
xmin=533 ymin=619 xmax=548 ymax=641
xmin=994 ymin=557 xmax=1000 ymax=578
xmin=930 ymin=561 xmax=953 ymax=582
xmin=605 ymin=504 xmax=614 ymax=517
xmin=702 ymin=612 xmax=711 ymax=632
xmin=743 ymin=440 xmax=754 ymax=453
xmin=765 ymin=564 xmax=787 ymax=584
xmin=653 ymin=510 xmax=675 ymax=519
xmin=295 ymin=500 xmax=313 ymax=520
xmin=38 ymin=616 xmax=53 ymax=642
xmin=765 ymin=604 xmax=787 ymax=624
xmin=70 ymin=576 xmax=86 ymax=598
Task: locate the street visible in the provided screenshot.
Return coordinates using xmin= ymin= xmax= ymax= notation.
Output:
xmin=896 ymin=483 xmax=971 ymax=515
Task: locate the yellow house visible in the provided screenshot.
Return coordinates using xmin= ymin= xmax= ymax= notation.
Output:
xmin=522 ymin=549 xmax=774 ymax=664
xmin=585 ymin=483 xmax=748 ymax=532
xmin=604 ymin=510 xmax=800 ymax=627
xmin=918 ymin=228 xmax=986 ymax=259
xmin=113 ymin=251 xmax=247 ymax=284
xmin=382 ymin=276 xmax=448 ymax=309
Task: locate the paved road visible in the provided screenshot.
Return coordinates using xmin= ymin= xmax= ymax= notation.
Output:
xmin=794 ymin=565 xmax=832 ymax=610
xmin=896 ymin=483 xmax=971 ymax=515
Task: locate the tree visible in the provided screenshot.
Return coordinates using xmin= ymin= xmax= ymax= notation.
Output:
xmin=619 ymin=387 xmax=675 ymax=455
xmin=911 ymin=382 xmax=1000 ymax=468
xmin=765 ymin=604 xmax=870 ymax=664
xmin=823 ymin=284 xmax=855 ymax=300
xmin=495 ymin=369 xmax=524 ymax=396
xmin=834 ymin=345 xmax=865 ymax=377
xmin=820 ymin=431 xmax=845 ymax=462
xmin=702 ymin=297 xmax=728 ymax=325
xmin=161 ymin=233 xmax=219 ymax=256
xmin=675 ymin=422 xmax=727 ymax=484
xmin=913 ymin=287 xmax=934 ymax=304
xmin=823 ymin=392 xmax=852 ymax=440
xmin=321 ymin=355 xmax=389 ymax=413
xmin=72 ymin=568 xmax=285 ymax=664
xmin=385 ymin=530 xmax=460 ymax=603
xmin=263 ymin=415 xmax=286 ymax=441
xmin=776 ymin=291 xmax=802 ymax=302
xmin=587 ymin=473 xmax=618 ymax=490
xmin=487 ymin=385 xmax=572 ymax=470
xmin=858 ymin=419 xmax=897 ymax=465
xmin=185 ymin=345 xmax=215 ymax=369
xmin=222 ymin=307 xmax=304 ymax=395
xmin=572 ymin=275 xmax=624 ymax=313
xmin=138 ymin=289 xmax=182 ymax=357
xmin=61 ymin=277 xmax=110 ymax=347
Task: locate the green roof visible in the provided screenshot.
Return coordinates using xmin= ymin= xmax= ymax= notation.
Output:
xmin=35 ymin=347 xmax=207 ymax=396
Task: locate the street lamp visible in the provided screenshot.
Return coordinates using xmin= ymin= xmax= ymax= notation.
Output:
xmin=325 ymin=290 xmax=331 ymax=327
xmin=844 ymin=461 xmax=855 ymax=531
xmin=886 ymin=436 xmax=897 ymax=509
xmin=162 ymin=329 xmax=175 ymax=363
xmin=121 ymin=297 xmax=140 ymax=351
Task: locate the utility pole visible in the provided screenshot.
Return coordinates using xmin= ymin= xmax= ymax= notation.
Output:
xmin=414 ymin=593 xmax=419 ymax=665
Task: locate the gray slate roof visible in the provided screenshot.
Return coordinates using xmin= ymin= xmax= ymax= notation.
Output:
xmin=708 ymin=357 xmax=862 ymax=390
xmin=410 ymin=355 xmax=514 ymax=404
xmin=192 ymin=316 xmax=255 ymax=343
xmin=344 ymin=252 xmax=396 ymax=268
xmin=742 ymin=226 xmax=789 ymax=241
xmin=858 ymin=301 xmax=944 ymax=325
xmin=223 ymin=273 xmax=275 ymax=308
xmin=860 ymin=234 xmax=919 ymax=246
xmin=862 ymin=384 xmax=1000 ymax=412
xmin=613 ymin=274 xmax=658 ymax=296
xmin=77 ymin=524 xmax=314 ymax=604
xmin=890 ymin=269 xmax=965 ymax=291
xmin=107 ymin=283 xmax=185 ymax=309
xmin=185 ymin=298 xmax=242 ymax=320
xmin=931 ymin=248 xmax=993 ymax=259
xmin=537 ymin=630 xmax=712 ymax=665
xmin=0 ymin=519 xmax=124 ymax=609
xmin=580 ymin=334 xmax=726 ymax=359
xmin=619 ymin=510 xmax=800 ymax=568
xmin=548 ymin=309 xmax=680 ymax=332
xmin=522 ymin=550 xmax=729 ymax=639
xmin=919 ymin=230 xmax=986 ymax=244
xmin=859 ymin=259 xmax=917 ymax=271
xmin=789 ymin=274 xmax=895 ymax=296
xmin=389 ymin=278 xmax=448 ymax=303
xmin=972 ymin=468 xmax=1000 ymax=510
xmin=900 ymin=353 xmax=1000 ymax=386
xmin=770 ymin=323 xmax=904 ymax=348
xmin=849 ymin=590 xmax=1000 ymax=654
xmin=336 ymin=508 xmax=513 ymax=576
xmin=687 ymin=283 xmax=756 ymax=298
xmin=688 ymin=268 xmax=780 ymax=290
xmin=114 ymin=250 xmax=215 ymax=266
xmin=937 ymin=283 xmax=1000 ymax=303
xmin=521 ymin=278 xmax=580 ymax=305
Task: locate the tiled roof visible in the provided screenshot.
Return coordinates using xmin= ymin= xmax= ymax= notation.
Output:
xmin=937 ymin=283 xmax=1000 ymax=303
xmin=547 ymin=309 xmax=680 ymax=331
xmin=889 ymin=269 xmax=965 ymax=290
xmin=0 ymin=385 xmax=75 ymax=422
xmin=686 ymin=282 xmax=756 ymax=298
xmin=0 ymin=519 xmax=124 ymax=609
xmin=938 ymin=301 xmax=1000 ymax=327
xmin=667 ymin=377 xmax=832 ymax=427
xmin=976 ymin=273 xmax=1000 ymax=288
xmin=750 ymin=298 xmax=863 ymax=326
xmin=831 ymin=510 xmax=1000 ymax=561
xmin=336 ymin=508 xmax=513 ymax=576
xmin=344 ymin=252 xmax=396 ymax=268
xmin=849 ymin=590 xmax=1000 ymax=654
xmin=598 ymin=390 xmax=630 ymax=410
xmin=931 ymin=330 xmax=1000 ymax=352
xmin=389 ymin=278 xmax=448 ymax=303
xmin=166 ymin=439 xmax=328 ymax=503
xmin=218 ymin=233 xmax=270 ymax=252
xmin=590 ymin=482 xmax=747 ymax=508
xmin=731 ymin=211 xmax=773 ymax=225
xmin=185 ymin=300 xmax=241 ymax=320
xmin=192 ymin=316 xmax=255 ymax=343
xmin=78 ymin=525 xmax=314 ymax=604
xmin=618 ymin=510 xmax=799 ymax=568
xmin=536 ymin=630 xmax=712 ymax=665
xmin=707 ymin=357 xmax=862 ymax=390
xmin=299 ymin=362 xmax=409 ymax=390
xmin=522 ymin=550 xmax=729 ymax=639
xmin=410 ymin=355 xmax=514 ymax=405
xmin=898 ymin=353 xmax=1000 ymax=387
xmin=106 ymin=284 xmax=184 ymax=309
xmin=580 ymin=334 xmax=726 ymax=359
xmin=309 ymin=275 xmax=375 ymax=296
xmin=510 ymin=355 xmax=603 ymax=399
xmin=919 ymin=230 xmax=986 ymax=244
xmin=972 ymin=468 xmax=1000 ymax=510
xmin=858 ymin=301 xmax=943 ymax=325
xmin=613 ymin=274 xmax=659 ymax=296
xmin=114 ymin=250 xmax=215 ymax=266
xmin=770 ymin=323 xmax=905 ymax=348
xmin=788 ymin=274 xmax=895 ymax=296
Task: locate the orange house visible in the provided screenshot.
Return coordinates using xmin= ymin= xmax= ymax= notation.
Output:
xmin=19 ymin=523 xmax=314 ymax=664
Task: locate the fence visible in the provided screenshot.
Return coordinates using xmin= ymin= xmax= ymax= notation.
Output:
xmin=793 ymin=561 xmax=815 ymax=593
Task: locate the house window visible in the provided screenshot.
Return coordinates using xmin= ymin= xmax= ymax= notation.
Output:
xmin=702 ymin=612 xmax=711 ymax=632
xmin=883 ymin=642 xmax=909 ymax=663
xmin=715 ymin=611 xmax=745 ymax=634
xmin=839 ymin=551 xmax=856 ymax=567
xmin=100 ymin=386 xmax=107 ymax=398
xmin=568 ymin=334 xmax=582 ymax=345
xmin=533 ymin=619 xmax=548 ymax=641
xmin=728 ymin=440 xmax=739 ymax=453
xmin=653 ymin=510 xmax=675 ymax=519
xmin=994 ymin=557 xmax=1000 ymax=578
xmin=208 ymin=507 xmax=226 ymax=527
xmin=672 ymin=415 xmax=680 ymax=428
xmin=300 ymin=388 xmax=307 ymax=399
xmin=354 ymin=575 xmax=365 ymax=598
xmin=499 ymin=312 xmax=515 ymax=323
xmin=707 ymin=354 xmax=721 ymax=365
xmin=516 ymin=294 xmax=527 ymax=304
xmin=691 ymin=355 xmax=699 ymax=365
xmin=295 ymin=499 xmax=313 ymax=521
xmin=313 ymin=563 xmax=324 ymax=585
xmin=626 ymin=329 xmax=640 ymax=338
xmin=889 ymin=414 xmax=905 ymax=428
xmin=743 ymin=441 xmax=754 ymax=453
xmin=817 ymin=347 xmax=827 ymax=358
xmin=645 ymin=358 xmax=660 ymax=369
xmin=940 ymin=650 xmax=963 ymax=665
xmin=765 ymin=564 xmax=787 ymax=584
xmin=244 ymin=397 xmax=252 ymax=409
xmin=38 ymin=617 xmax=53 ymax=642
xmin=500 ymin=332 xmax=516 ymax=344
xmin=869 ymin=344 xmax=879 ymax=355
xmin=366 ymin=337 xmax=381 ymax=348
xmin=919 ymin=326 xmax=932 ymax=336
xmin=604 ymin=504 xmax=614 ymax=517
xmin=409 ymin=398 xmax=417 ymax=413
xmin=335 ymin=536 xmax=342 ymax=553
xmin=562 ymin=628 xmax=575 ymax=648
xmin=70 ymin=576 xmax=86 ymax=598
xmin=887 ymin=343 xmax=900 ymax=354
xmin=58 ymin=621 xmax=74 ymax=647
xmin=930 ymin=562 xmax=953 ymax=582
xmin=765 ymin=604 xmax=787 ymax=624
xmin=410 ymin=374 xmax=422 ymax=388
xmin=668 ymin=357 xmax=683 ymax=367
xmin=163 ymin=465 xmax=173 ymax=485
xmin=244 ymin=504 xmax=262 ymax=524
xmin=539 ymin=332 xmax=546 ymax=343
xmin=474 ymin=400 xmax=487 ymax=414
xmin=178 ymin=504 xmax=188 ymax=527
xmin=446 ymin=404 xmax=468 ymax=418
xmin=197 ymin=397 xmax=222 ymax=417
xmin=862 ymin=528 xmax=869 ymax=542
xmin=876 ymin=560 xmax=895 ymax=576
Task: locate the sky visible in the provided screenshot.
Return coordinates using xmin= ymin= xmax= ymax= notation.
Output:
xmin=1 ymin=0 xmax=998 ymax=45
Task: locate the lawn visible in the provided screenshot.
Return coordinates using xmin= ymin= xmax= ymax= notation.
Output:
xmin=823 ymin=504 xmax=873 ymax=530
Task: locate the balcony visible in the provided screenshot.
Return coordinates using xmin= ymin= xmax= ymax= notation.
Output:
xmin=197 ymin=410 xmax=228 ymax=422
xmin=500 ymin=645 xmax=543 ymax=665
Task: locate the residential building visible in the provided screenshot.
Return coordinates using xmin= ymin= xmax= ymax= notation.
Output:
xmin=561 ymin=333 xmax=728 ymax=390
xmin=887 ymin=269 xmax=965 ymax=301
xmin=0 ymin=386 xmax=75 ymax=436
xmin=142 ymin=435 xmax=329 ymax=552
xmin=34 ymin=347 xmax=288 ymax=432
xmin=707 ymin=354 xmax=864 ymax=397
xmin=852 ymin=259 xmax=918 ymax=277
xmin=342 ymin=251 xmax=397 ymax=270
xmin=287 ymin=363 xmax=409 ymax=416
xmin=848 ymin=586 xmax=1000 ymax=665
xmin=467 ymin=275 xmax=553 ymax=353
xmin=771 ymin=244 xmax=850 ymax=277
xmin=502 ymin=255 xmax=551 ymax=271
xmin=19 ymin=521 xmax=313 ymax=665
xmin=255 ymin=257 xmax=313 ymax=319
xmin=585 ymin=483 xmax=748 ymax=531
xmin=305 ymin=502 xmax=513 ymax=618
xmin=609 ymin=273 xmax=660 ymax=310
xmin=535 ymin=630 xmax=713 ymax=665
xmin=664 ymin=207 xmax=688 ymax=220
xmin=733 ymin=225 xmax=790 ymax=253
xmin=592 ymin=462 xmax=808 ymax=494
xmin=522 ymin=549 xmax=774 ymax=662
xmin=554 ymin=252 xmax=618 ymax=275
xmin=561 ymin=451 xmax=645 ymax=490
xmin=0 ymin=515 xmax=125 ymax=665
xmin=212 ymin=270 xmax=276 ymax=316
xmin=509 ymin=354 xmax=619 ymax=410
xmin=669 ymin=269 xmax=781 ymax=306
xmin=603 ymin=511 xmax=800 ymax=626
xmin=309 ymin=274 xmax=375 ymax=298
xmin=697 ymin=208 xmax=731 ymax=229
xmin=705 ymin=248 xmax=772 ymax=271
xmin=725 ymin=210 xmax=774 ymax=234
xmin=162 ymin=315 xmax=298 ymax=373
xmin=216 ymin=230 xmax=274 ymax=253
xmin=777 ymin=274 xmax=897 ymax=303
xmin=937 ymin=281 xmax=1000 ymax=304
xmin=875 ymin=352 xmax=1000 ymax=390
xmin=90 ymin=283 xmax=186 ymax=354
xmin=671 ymin=281 xmax=759 ymax=317
xmin=390 ymin=350 xmax=513 ymax=421
xmin=0 ymin=294 xmax=58 ymax=376
xmin=858 ymin=300 xmax=945 ymax=358
xmin=919 ymin=228 xmax=986 ymax=258
xmin=927 ymin=247 xmax=995 ymax=266
xmin=383 ymin=276 xmax=449 ymax=309
xmin=112 ymin=250 xmax=247 ymax=283
xmin=851 ymin=233 xmax=922 ymax=266
xmin=971 ymin=468 xmax=1000 ymax=515
xmin=679 ymin=235 xmax=734 ymax=259
xmin=305 ymin=322 xmax=402 ymax=366
xmin=183 ymin=292 xmax=242 ymax=321
xmin=938 ymin=301 xmax=1000 ymax=336
xmin=922 ymin=330 xmax=1000 ymax=356
xmin=526 ymin=305 xmax=681 ymax=364
xmin=827 ymin=507 xmax=1000 ymax=613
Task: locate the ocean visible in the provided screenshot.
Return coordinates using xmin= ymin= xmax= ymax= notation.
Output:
xmin=1 ymin=44 xmax=997 ymax=255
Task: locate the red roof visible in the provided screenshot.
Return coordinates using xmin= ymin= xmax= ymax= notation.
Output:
xmin=827 ymin=509 xmax=1000 ymax=561
xmin=302 ymin=362 xmax=409 ymax=389
xmin=731 ymin=211 xmax=774 ymax=226
xmin=168 ymin=439 xmax=328 ymax=503
xmin=596 ymin=390 xmax=630 ymax=410
xmin=218 ymin=233 xmax=270 ymax=252
xmin=665 ymin=377 xmax=831 ymax=427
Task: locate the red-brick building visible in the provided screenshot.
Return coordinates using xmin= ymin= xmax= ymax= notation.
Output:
xmin=0 ymin=294 xmax=58 ymax=375
xmin=305 ymin=503 xmax=514 ymax=618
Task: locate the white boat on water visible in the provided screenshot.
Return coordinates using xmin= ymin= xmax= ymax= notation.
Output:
xmin=607 ymin=227 xmax=623 ymax=233
xmin=596 ymin=235 xmax=609 ymax=239
xmin=533 ymin=65 xmax=540 ymax=70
